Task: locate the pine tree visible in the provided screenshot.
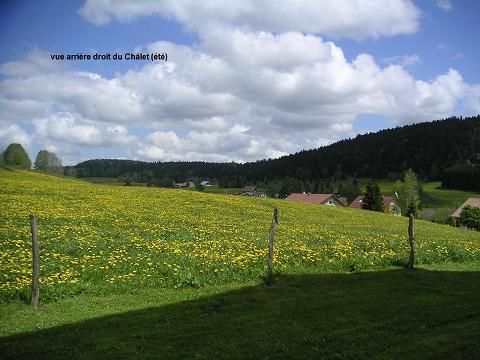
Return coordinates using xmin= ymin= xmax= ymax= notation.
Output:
xmin=362 ymin=182 xmax=384 ymax=212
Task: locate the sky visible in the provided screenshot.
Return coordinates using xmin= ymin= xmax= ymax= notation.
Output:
xmin=1 ymin=0 xmax=479 ymax=165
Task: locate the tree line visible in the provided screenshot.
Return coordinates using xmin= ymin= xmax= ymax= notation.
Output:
xmin=2 ymin=115 xmax=480 ymax=192
xmin=63 ymin=115 xmax=480 ymax=191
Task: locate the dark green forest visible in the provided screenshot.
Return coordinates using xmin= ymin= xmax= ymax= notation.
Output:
xmin=66 ymin=115 xmax=480 ymax=191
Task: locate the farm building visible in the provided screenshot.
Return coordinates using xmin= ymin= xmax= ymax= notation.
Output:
xmin=285 ymin=193 xmax=346 ymax=207
xmin=242 ymin=186 xmax=266 ymax=197
xmin=451 ymin=197 xmax=480 ymax=224
xmin=175 ymin=181 xmax=195 ymax=189
xmin=349 ymin=196 xmax=401 ymax=216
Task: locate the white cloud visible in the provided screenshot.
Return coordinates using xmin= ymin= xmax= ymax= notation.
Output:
xmin=136 ymin=123 xmax=304 ymax=162
xmin=0 ymin=5 xmax=479 ymax=162
xmin=436 ymin=0 xmax=453 ymax=12
xmin=33 ymin=112 xmax=136 ymax=147
xmin=465 ymin=85 xmax=480 ymax=114
xmin=0 ymin=48 xmax=65 ymax=77
xmin=79 ymin=0 xmax=421 ymax=39
xmin=0 ymin=124 xmax=31 ymax=149
xmin=0 ymin=26 xmax=474 ymax=163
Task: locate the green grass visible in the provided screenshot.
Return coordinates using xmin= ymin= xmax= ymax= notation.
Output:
xmin=1 ymin=170 xmax=480 ymax=358
xmin=81 ymin=177 xmax=147 ymax=187
xmin=1 ymin=263 xmax=479 ymax=359
xmin=1 ymin=169 xmax=480 ymax=303
xmin=376 ymin=180 xmax=480 ymax=208
xmin=202 ymin=185 xmax=244 ymax=194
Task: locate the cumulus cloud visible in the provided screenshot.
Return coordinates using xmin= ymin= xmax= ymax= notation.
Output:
xmin=0 ymin=48 xmax=65 ymax=77
xmin=0 ymin=124 xmax=31 ymax=149
xmin=0 ymin=54 xmax=143 ymax=125
xmin=465 ymin=85 xmax=480 ymax=114
xmin=33 ymin=112 xmax=136 ymax=147
xmin=1 ymin=2 xmax=477 ymax=164
xmin=79 ymin=0 xmax=421 ymax=39
xmin=0 ymin=29 xmax=472 ymax=163
xmin=136 ymin=123 xmax=306 ymax=162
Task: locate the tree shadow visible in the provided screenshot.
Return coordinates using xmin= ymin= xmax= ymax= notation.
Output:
xmin=1 ymin=269 xmax=479 ymax=359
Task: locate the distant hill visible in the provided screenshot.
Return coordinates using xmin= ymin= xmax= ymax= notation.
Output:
xmin=68 ymin=115 xmax=480 ymax=191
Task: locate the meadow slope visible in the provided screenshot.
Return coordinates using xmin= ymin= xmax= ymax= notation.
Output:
xmin=1 ymin=168 xmax=480 ymax=302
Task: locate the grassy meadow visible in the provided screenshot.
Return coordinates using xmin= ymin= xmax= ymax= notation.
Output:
xmin=1 ymin=168 xmax=480 ymax=358
xmin=1 ymin=168 xmax=480 ymax=302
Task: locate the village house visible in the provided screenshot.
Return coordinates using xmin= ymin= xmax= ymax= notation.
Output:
xmin=451 ymin=197 xmax=480 ymax=226
xmin=175 ymin=181 xmax=195 ymax=189
xmin=200 ymin=180 xmax=213 ymax=186
xmin=242 ymin=186 xmax=267 ymax=197
xmin=285 ymin=193 xmax=346 ymax=207
xmin=349 ymin=196 xmax=401 ymax=216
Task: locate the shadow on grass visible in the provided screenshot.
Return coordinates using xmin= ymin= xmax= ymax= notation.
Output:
xmin=1 ymin=269 xmax=479 ymax=359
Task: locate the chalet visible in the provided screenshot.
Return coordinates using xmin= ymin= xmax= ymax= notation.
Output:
xmin=285 ymin=193 xmax=346 ymax=207
xmin=451 ymin=198 xmax=480 ymax=225
xmin=175 ymin=181 xmax=195 ymax=189
xmin=349 ymin=196 xmax=401 ymax=216
xmin=242 ymin=186 xmax=266 ymax=197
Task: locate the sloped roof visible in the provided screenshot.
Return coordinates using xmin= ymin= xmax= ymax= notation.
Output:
xmin=349 ymin=196 xmax=395 ymax=209
xmin=285 ymin=193 xmax=342 ymax=205
xmin=451 ymin=198 xmax=480 ymax=218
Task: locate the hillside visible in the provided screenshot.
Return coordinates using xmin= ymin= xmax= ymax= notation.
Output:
xmin=1 ymin=168 xmax=479 ymax=302
xmin=1 ymin=169 xmax=480 ymax=359
xmin=68 ymin=115 xmax=480 ymax=190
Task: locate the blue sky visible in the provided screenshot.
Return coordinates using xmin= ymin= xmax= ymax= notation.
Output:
xmin=1 ymin=0 xmax=479 ymax=164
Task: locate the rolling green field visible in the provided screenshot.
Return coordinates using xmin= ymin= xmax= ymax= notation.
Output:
xmin=1 ymin=168 xmax=480 ymax=358
xmin=2 ymin=168 xmax=480 ymax=302
xmin=376 ymin=180 xmax=480 ymax=208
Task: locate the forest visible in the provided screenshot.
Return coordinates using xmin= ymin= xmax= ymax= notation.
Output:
xmin=65 ymin=115 xmax=480 ymax=191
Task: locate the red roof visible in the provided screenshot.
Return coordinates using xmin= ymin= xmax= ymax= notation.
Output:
xmin=285 ymin=193 xmax=344 ymax=205
xmin=349 ymin=196 xmax=395 ymax=209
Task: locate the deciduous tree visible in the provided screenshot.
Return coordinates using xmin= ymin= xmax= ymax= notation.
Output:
xmin=3 ymin=143 xmax=31 ymax=169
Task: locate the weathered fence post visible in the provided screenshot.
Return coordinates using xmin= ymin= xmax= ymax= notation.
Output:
xmin=267 ymin=208 xmax=278 ymax=286
xmin=30 ymin=214 xmax=39 ymax=309
xmin=406 ymin=214 xmax=415 ymax=270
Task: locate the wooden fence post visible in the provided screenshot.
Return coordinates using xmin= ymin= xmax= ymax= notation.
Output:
xmin=267 ymin=208 xmax=278 ymax=286
xmin=30 ymin=214 xmax=39 ymax=309
xmin=406 ymin=214 xmax=415 ymax=270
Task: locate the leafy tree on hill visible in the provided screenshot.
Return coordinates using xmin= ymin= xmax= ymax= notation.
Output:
xmin=394 ymin=169 xmax=420 ymax=217
xmin=459 ymin=205 xmax=480 ymax=231
xmin=34 ymin=150 xmax=63 ymax=173
xmin=3 ymin=143 xmax=31 ymax=169
xmin=361 ymin=182 xmax=384 ymax=212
